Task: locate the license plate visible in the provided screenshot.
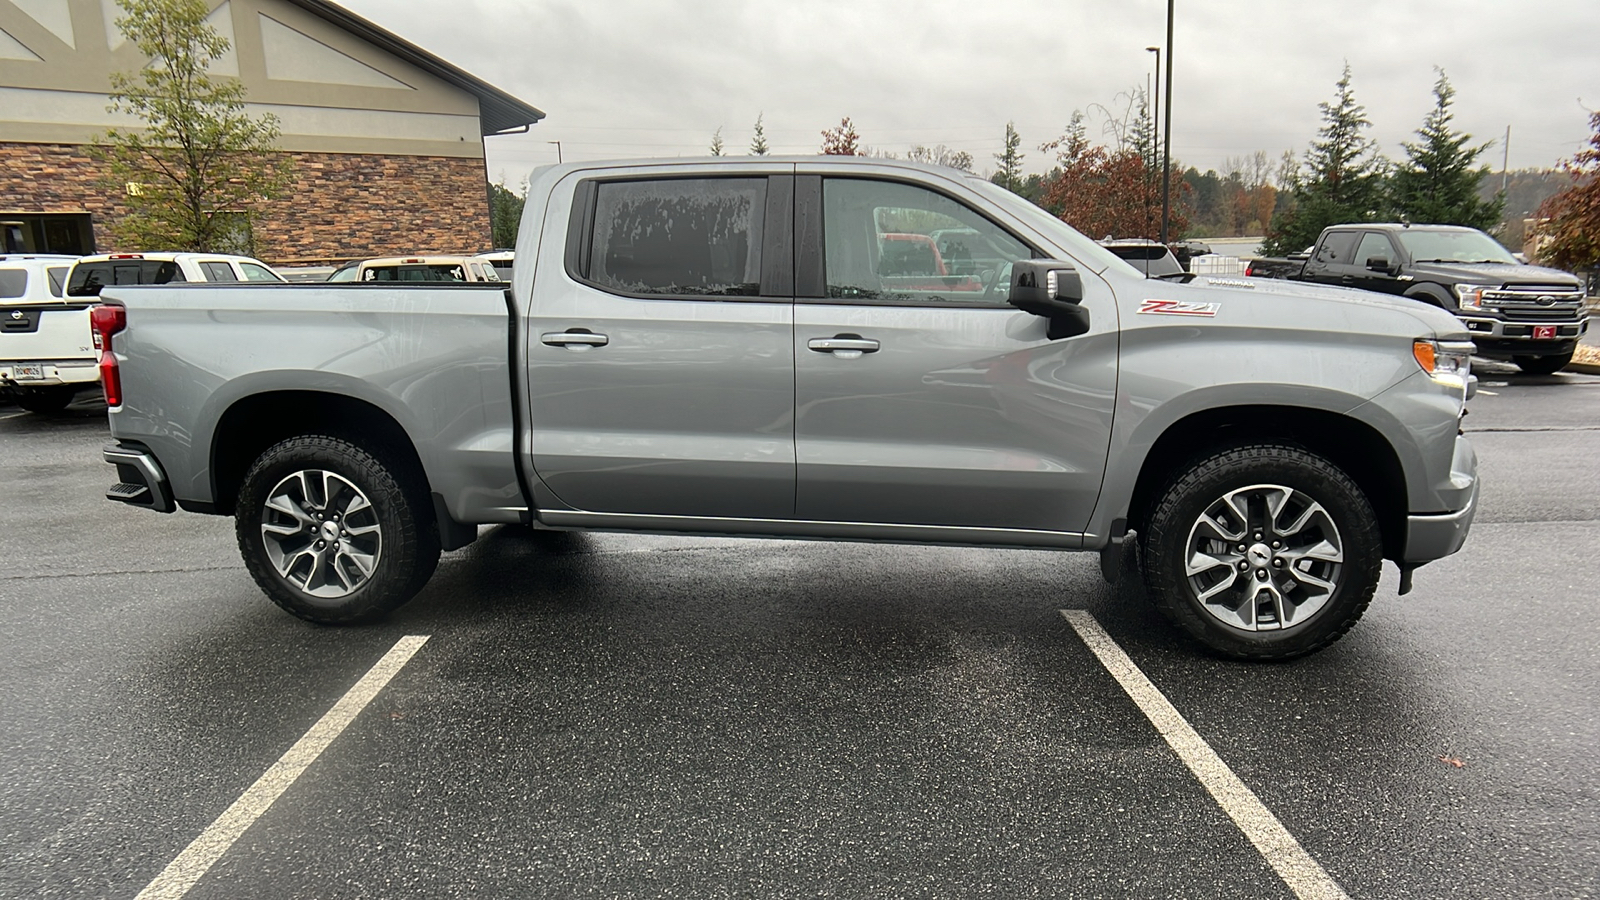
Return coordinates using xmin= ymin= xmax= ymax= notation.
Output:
xmin=1533 ymin=325 xmax=1557 ymax=340
xmin=13 ymin=364 xmax=45 ymax=380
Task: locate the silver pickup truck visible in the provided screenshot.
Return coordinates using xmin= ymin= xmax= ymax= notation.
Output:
xmin=96 ymin=158 xmax=1479 ymax=660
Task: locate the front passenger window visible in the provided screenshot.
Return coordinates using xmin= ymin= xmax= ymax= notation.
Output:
xmin=822 ymin=178 xmax=1031 ymax=305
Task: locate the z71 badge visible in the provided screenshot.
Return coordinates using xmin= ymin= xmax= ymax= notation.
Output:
xmin=1138 ymin=299 xmax=1220 ymax=317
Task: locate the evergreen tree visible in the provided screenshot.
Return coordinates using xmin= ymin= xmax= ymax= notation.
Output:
xmin=1261 ymin=64 xmax=1385 ymax=255
xmin=709 ymin=127 xmax=724 ymax=156
xmin=1388 ymin=70 xmax=1503 ymax=229
xmin=992 ymin=122 xmax=1025 ymax=192
xmin=489 ymin=180 xmax=525 ymax=249
xmin=750 ymin=113 xmax=769 ymax=155
xmin=90 ymin=0 xmax=290 ymax=253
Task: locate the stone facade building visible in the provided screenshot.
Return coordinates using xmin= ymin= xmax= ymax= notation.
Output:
xmin=0 ymin=0 xmax=543 ymax=264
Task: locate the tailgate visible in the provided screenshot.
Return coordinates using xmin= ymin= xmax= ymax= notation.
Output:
xmin=0 ymin=303 xmax=97 ymax=364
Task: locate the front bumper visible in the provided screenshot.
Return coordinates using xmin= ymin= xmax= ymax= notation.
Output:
xmin=104 ymin=443 xmax=176 ymax=513
xmin=1402 ymin=435 xmax=1478 ymax=563
xmin=1458 ymin=311 xmax=1587 ymax=356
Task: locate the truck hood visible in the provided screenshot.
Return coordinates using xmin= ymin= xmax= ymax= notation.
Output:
xmin=1164 ymin=273 xmax=1468 ymax=339
xmin=1405 ymin=260 xmax=1582 ymax=289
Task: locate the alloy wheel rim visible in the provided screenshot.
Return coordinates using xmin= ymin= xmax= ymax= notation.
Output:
xmin=260 ymin=469 xmax=382 ymax=599
xmin=1182 ymin=483 xmax=1344 ymax=632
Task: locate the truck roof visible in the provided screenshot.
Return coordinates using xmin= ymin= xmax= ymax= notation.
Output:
xmin=1325 ymin=223 xmax=1483 ymax=234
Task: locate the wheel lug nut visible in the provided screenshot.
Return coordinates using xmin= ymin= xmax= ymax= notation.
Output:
xmin=1238 ymin=561 xmax=1249 ymax=571
xmin=1256 ymin=569 xmax=1267 ymax=579
xmin=1236 ymin=544 xmax=1247 ymax=553
xmin=1273 ymin=558 xmax=1285 ymax=567
xmin=1254 ymin=532 xmax=1263 ymax=541
xmin=315 ymin=539 xmax=325 ymax=548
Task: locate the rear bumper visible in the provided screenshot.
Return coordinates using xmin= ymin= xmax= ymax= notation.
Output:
xmin=0 ymin=360 xmax=100 ymax=388
xmin=1402 ymin=435 xmax=1478 ymax=563
xmin=104 ymin=443 xmax=176 ymax=513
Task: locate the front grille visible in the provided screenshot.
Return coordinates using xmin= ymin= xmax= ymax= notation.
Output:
xmin=1490 ymin=304 xmax=1584 ymax=321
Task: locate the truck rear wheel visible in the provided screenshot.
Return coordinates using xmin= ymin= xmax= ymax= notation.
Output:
xmin=1141 ymin=444 xmax=1382 ymax=660
xmin=235 ymin=435 xmax=440 ymax=624
xmin=1512 ymin=351 xmax=1572 ymax=375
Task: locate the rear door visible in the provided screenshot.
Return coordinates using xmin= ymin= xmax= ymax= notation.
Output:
xmin=790 ymin=172 xmax=1117 ymax=533
xmin=1298 ymin=230 xmax=1361 ymax=287
xmin=524 ymin=169 xmax=798 ymax=519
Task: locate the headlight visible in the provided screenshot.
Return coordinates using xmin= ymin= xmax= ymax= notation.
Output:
xmin=1452 ymin=283 xmax=1494 ymax=311
xmin=1414 ymin=339 xmax=1473 ymax=390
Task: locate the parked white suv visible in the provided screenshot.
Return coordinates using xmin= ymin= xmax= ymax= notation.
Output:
xmin=1 ymin=252 xmax=281 ymax=414
xmin=0 ymin=254 xmax=77 ymax=304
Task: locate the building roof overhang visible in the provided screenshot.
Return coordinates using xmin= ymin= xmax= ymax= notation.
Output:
xmin=282 ymin=0 xmax=545 ymax=135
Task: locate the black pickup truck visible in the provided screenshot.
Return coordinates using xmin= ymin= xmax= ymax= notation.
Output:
xmin=1247 ymin=223 xmax=1589 ymax=374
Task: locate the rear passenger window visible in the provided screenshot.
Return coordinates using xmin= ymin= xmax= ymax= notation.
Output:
xmin=240 ymin=263 xmax=280 ymax=282
xmin=0 ymin=270 xmax=25 ymax=299
xmin=200 ymin=261 xmax=240 ymax=282
xmin=587 ymin=178 xmax=766 ymax=297
xmin=46 ymin=267 xmax=68 ymax=297
xmin=1315 ymin=232 xmax=1359 ymax=264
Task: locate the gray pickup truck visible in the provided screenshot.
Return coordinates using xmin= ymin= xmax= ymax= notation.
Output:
xmin=95 ymin=158 xmax=1478 ymax=660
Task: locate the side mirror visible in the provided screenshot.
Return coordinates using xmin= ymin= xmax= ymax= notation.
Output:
xmin=1008 ymin=259 xmax=1090 ymax=340
xmin=1366 ymin=256 xmax=1396 ymax=274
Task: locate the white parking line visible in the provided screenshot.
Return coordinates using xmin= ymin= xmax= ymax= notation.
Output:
xmin=134 ymin=635 xmax=431 ymax=900
xmin=1060 ymin=610 xmax=1349 ymax=900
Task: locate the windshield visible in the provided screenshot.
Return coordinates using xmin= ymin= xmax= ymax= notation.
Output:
xmin=1397 ymin=229 xmax=1518 ymax=265
xmin=966 ymin=178 xmax=1130 ymax=274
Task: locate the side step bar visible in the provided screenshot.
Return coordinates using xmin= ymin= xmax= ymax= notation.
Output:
xmin=104 ymin=443 xmax=176 ymax=513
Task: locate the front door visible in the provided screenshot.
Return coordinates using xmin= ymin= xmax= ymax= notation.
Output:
xmin=792 ymin=175 xmax=1117 ymax=533
xmin=525 ymin=173 xmax=797 ymax=519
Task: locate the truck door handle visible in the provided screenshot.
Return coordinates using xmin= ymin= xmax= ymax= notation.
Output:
xmin=1340 ymin=275 xmax=1355 ymax=284
xmin=808 ymin=335 xmax=880 ymax=358
xmin=541 ymin=330 xmax=609 ymax=348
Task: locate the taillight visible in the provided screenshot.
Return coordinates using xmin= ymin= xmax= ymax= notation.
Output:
xmin=90 ymin=304 xmax=127 ymax=407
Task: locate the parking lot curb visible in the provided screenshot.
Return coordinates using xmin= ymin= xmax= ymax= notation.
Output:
xmin=1568 ymin=362 xmax=1600 ymax=375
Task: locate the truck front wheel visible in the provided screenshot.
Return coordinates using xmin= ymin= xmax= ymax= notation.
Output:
xmin=235 ymin=435 xmax=440 ymax=624
xmin=1512 ymin=351 xmax=1573 ymax=375
xmin=1141 ymin=444 xmax=1382 ymax=660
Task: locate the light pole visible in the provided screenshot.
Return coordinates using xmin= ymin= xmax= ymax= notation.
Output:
xmin=1147 ymin=45 xmax=1160 ymax=241
xmin=548 ymin=140 xmax=562 ymax=164
xmin=1160 ymin=0 xmax=1174 ymax=245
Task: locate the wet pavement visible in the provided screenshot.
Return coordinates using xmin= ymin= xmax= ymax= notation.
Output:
xmin=0 ymin=367 xmax=1596 ymax=899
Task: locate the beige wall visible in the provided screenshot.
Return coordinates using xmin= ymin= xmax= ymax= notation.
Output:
xmin=0 ymin=0 xmax=487 ymax=159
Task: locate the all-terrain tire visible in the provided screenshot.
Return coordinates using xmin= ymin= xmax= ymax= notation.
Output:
xmin=235 ymin=435 xmax=440 ymax=624
xmin=1141 ymin=444 xmax=1383 ymax=661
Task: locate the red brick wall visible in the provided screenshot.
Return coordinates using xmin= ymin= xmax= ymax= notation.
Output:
xmin=0 ymin=143 xmax=492 ymax=265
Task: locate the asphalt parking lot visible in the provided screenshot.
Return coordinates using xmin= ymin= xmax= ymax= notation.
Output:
xmin=1 ymin=365 xmax=1597 ymax=900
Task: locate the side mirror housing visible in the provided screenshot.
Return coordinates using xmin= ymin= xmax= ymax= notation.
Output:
xmin=1366 ymin=256 xmax=1397 ymax=275
xmin=1008 ymin=259 xmax=1090 ymax=339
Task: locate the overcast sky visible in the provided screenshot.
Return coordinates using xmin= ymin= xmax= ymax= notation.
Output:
xmin=340 ymin=0 xmax=1599 ymax=188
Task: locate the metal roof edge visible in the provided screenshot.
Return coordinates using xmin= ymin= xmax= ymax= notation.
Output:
xmin=280 ymin=0 xmax=545 ymax=135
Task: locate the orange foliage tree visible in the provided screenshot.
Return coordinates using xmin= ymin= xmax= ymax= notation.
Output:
xmin=1040 ymin=127 xmax=1189 ymax=240
xmin=1536 ymin=111 xmax=1600 ymax=272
